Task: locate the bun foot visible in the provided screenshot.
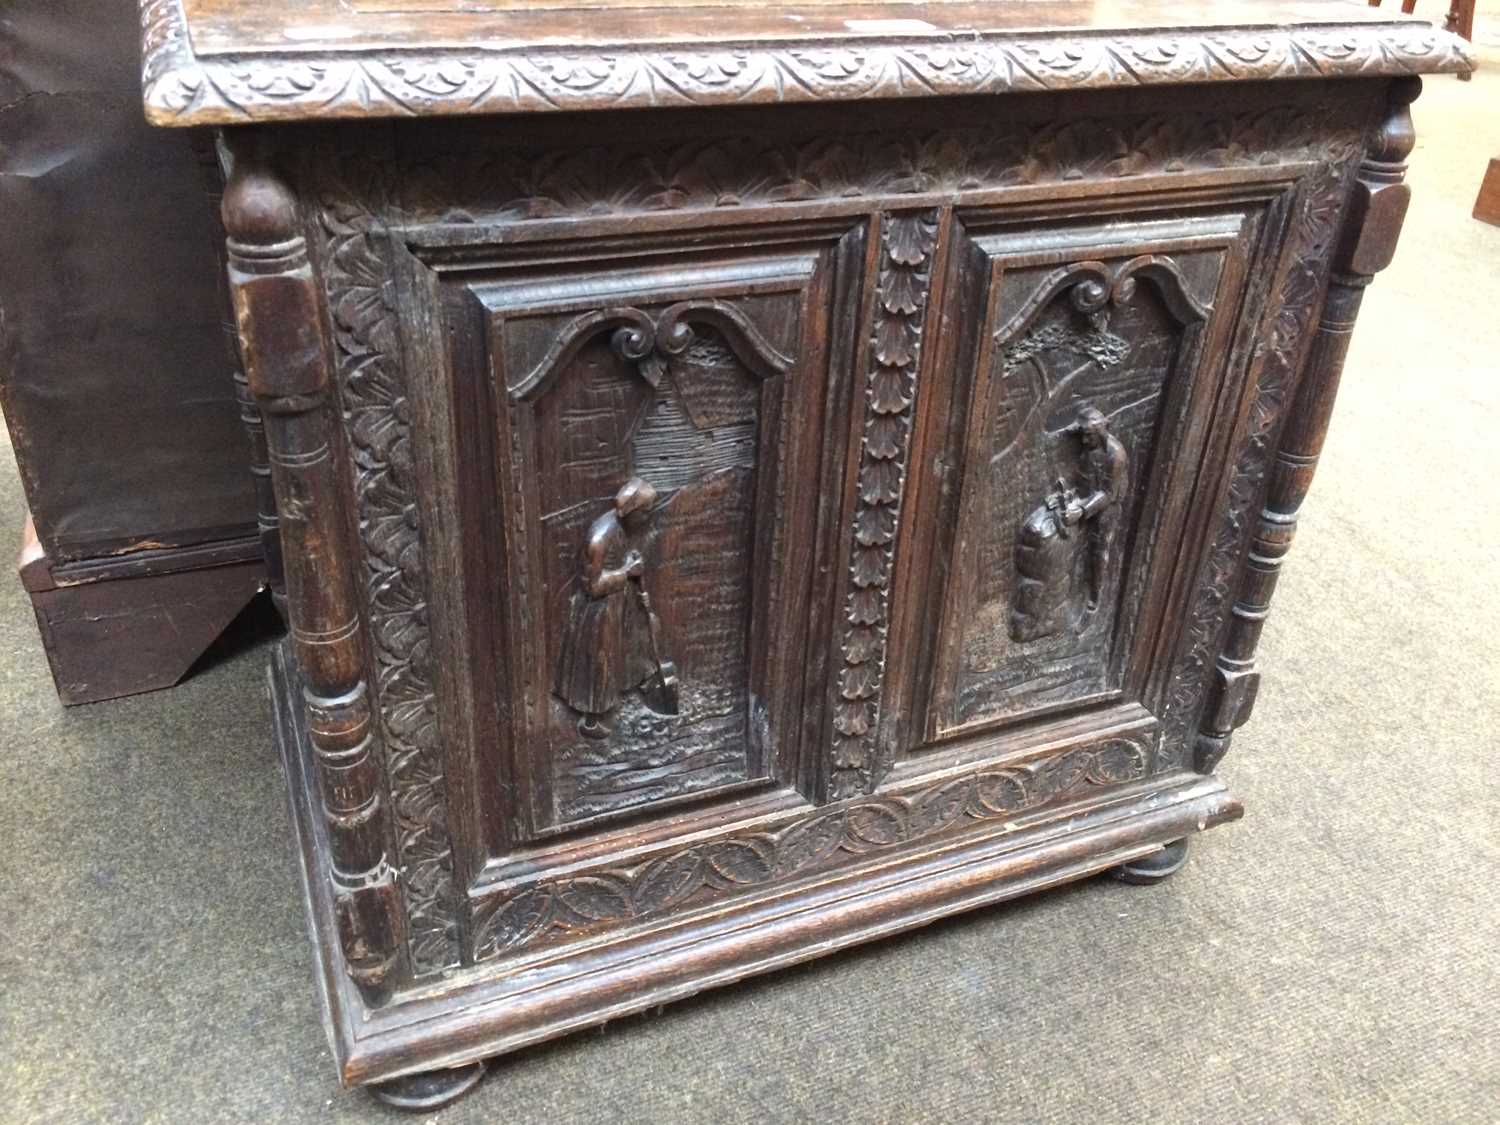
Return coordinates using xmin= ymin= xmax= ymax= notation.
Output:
xmin=369 ymin=1060 xmax=487 ymax=1111
xmin=1110 ymin=838 xmax=1189 ymax=885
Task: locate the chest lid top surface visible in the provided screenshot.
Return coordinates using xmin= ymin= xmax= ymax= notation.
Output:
xmin=141 ymin=0 xmax=1472 ymax=126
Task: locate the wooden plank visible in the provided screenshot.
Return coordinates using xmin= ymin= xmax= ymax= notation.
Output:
xmin=180 ymin=0 xmax=1453 ymax=51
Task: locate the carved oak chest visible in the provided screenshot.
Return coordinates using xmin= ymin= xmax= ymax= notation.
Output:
xmin=139 ymin=0 xmax=1470 ymax=1106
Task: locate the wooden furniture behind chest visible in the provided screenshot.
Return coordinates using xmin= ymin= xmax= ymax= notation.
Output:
xmin=140 ymin=0 xmax=1470 ymax=1106
xmin=1 ymin=0 xmax=271 ymax=705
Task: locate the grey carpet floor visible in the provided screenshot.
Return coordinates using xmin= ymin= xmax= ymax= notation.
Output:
xmin=3 ymin=53 xmax=1499 ymax=1125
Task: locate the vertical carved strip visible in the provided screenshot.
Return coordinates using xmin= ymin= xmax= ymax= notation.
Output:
xmin=828 ymin=209 xmax=939 ymax=800
xmin=314 ymin=175 xmax=462 ymax=977
xmin=223 ymin=160 xmax=402 ymax=1005
xmin=1157 ymin=123 xmax=1365 ymax=773
xmin=1195 ymin=79 xmax=1420 ymax=772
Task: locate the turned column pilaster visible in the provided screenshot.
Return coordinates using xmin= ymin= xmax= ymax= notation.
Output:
xmin=193 ymin=129 xmax=288 ymax=616
xmin=222 ymin=155 xmax=402 ymax=1004
xmin=1196 ymin=78 xmax=1420 ymax=773
xmin=232 ymin=369 xmax=287 ymax=616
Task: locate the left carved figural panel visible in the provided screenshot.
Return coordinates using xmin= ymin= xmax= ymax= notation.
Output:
xmin=476 ymin=241 xmax=856 ymax=838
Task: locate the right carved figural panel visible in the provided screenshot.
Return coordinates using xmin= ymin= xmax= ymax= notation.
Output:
xmin=928 ymin=219 xmax=1240 ymax=737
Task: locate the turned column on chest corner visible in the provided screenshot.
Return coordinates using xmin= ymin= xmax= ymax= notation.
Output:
xmin=220 ymin=142 xmax=404 ymax=1007
xmin=1196 ymin=78 xmax=1421 ymax=773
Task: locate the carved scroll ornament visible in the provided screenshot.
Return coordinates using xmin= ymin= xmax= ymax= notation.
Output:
xmin=514 ymin=300 xmax=792 ymax=400
xmin=993 ymin=256 xmax=1212 ymax=349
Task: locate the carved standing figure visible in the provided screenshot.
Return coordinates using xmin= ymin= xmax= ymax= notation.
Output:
xmin=1072 ymin=406 xmax=1130 ymax=611
xmin=1009 ymin=404 xmax=1129 ymax=643
xmin=556 ymin=477 xmax=676 ymax=738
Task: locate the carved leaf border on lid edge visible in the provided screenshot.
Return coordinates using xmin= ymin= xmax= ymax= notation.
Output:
xmin=139 ymin=0 xmax=1473 ymax=127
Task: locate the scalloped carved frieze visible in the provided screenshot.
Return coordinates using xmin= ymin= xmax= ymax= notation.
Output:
xmin=139 ymin=0 xmax=1473 ymax=127
xmin=472 ymin=733 xmax=1150 ymax=961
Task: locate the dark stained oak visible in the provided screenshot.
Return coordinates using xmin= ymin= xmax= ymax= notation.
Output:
xmin=224 ymin=162 xmax=404 ymax=1004
xmin=155 ymin=0 xmax=1466 ymax=1105
xmin=18 ymin=514 xmax=265 ymax=706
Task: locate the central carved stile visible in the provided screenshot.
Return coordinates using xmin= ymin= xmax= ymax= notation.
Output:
xmin=829 ymin=209 xmax=941 ymax=801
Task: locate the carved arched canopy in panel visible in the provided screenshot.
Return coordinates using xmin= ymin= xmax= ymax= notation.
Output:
xmin=991 ymin=255 xmax=1213 ymax=349
xmin=511 ymin=299 xmax=794 ymax=402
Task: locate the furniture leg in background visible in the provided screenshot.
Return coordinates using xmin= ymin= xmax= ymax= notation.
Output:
xmin=1474 ymin=157 xmax=1500 ymax=226
xmin=1446 ymin=0 xmax=1477 ymax=41
xmin=1367 ymin=1 xmax=1476 ymax=35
